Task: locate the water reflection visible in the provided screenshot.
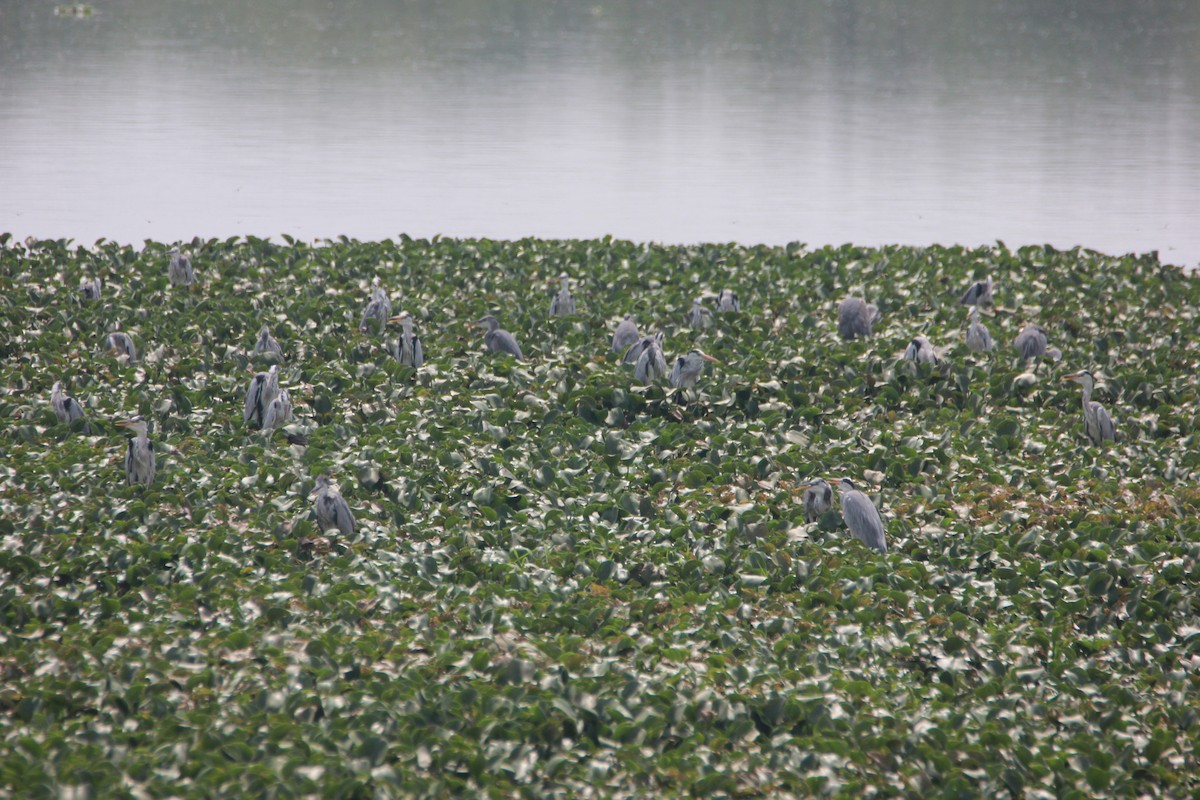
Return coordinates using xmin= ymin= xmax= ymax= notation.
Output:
xmin=1 ymin=0 xmax=1197 ymax=266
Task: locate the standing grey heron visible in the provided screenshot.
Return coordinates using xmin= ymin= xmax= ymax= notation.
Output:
xmin=105 ymin=331 xmax=137 ymax=362
xmin=903 ymin=336 xmax=940 ymax=364
xmin=1062 ymin=370 xmax=1117 ymax=445
xmin=799 ymin=478 xmax=833 ymax=523
xmin=688 ymin=298 xmax=714 ymax=330
xmin=50 ymin=380 xmax=88 ymax=430
xmin=244 ymin=365 xmax=281 ymax=428
xmin=716 ymin=289 xmax=740 ymax=313
xmin=964 ymin=306 xmax=994 ymax=353
xmin=263 ymin=387 xmax=293 ymax=431
xmin=828 ymin=478 xmax=887 ymax=553
xmin=116 ymin=416 xmax=155 ymax=487
xmin=359 ymin=281 xmax=392 ymax=334
xmin=633 ymin=334 xmax=668 ymax=385
xmin=79 ymin=277 xmax=101 ymax=301
xmin=168 ymin=247 xmax=195 ymax=287
xmin=1013 ymin=324 xmax=1062 ymax=363
xmin=669 ymin=349 xmax=720 ymax=389
xmin=312 ymin=475 xmax=354 ymax=535
xmin=612 ymin=315 xmax=640 ymax=359
xmin=838 ymin=297 xmax=881 ymax=340
xmin=960 ymin=276 xmax=994 ymax=306
xmin=549 ymin=272 xmax=576 ymax=317
xmin=474 ymin=315 xmax=524 ymax=359
xmin=388 ymin=311 xmax=425 ymax=368
xmin=253 ymin=325 xmax=284 ymax=361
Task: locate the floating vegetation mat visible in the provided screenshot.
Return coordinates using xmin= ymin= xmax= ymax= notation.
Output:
xmin=2 ymin=234 xmax=1200 ymax=797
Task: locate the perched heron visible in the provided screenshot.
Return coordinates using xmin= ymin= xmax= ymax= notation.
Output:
xmin=688 ymin=298 xmax=714 ymax=329
xmin=1013 ymin=324 xmax=1062 ymax=362
xmin=829 ymin=477 xmax=887 ymax=553
xmin=312 ymin=475 xmax=354 ymax=536
xmin=116 ymin=416 xmax=155 ymax=487
xmin=244 ymin=365 xmax=281 ymax=428
xmin=612 ymin=315 xmax=640 ymax=359
xmin=799 ymin=478 xmax=833 ymax=524
xmin=105 ymin=331 xmax=137 ymax=362
xmin=633 ymin=334 xmax=668 ymax=385
xmin=253 ymin=325 xmax=284 ymax=361
xmin=388 ymin=312 xmax=425 ymax=368
xmin=474 ymin=315 xmax=523 ymax=359
xmin=1062 ymin=370 xmax=1117 ymax=445
xmin=360 ymin=281 xmax=392 ymax=334
xmin=965 ymin=306 xmax=994 ymax=353
xmin=79 ymin=276 xmax=101 ymax=301
xmin=838 ymin=297 xmax=881 ymax=340
xmin=903 ymin=336 xmax=939 ymax=364
xmin=549 ymin=272 xmax=575 ymax=317
xmin=263 ymin=387 xmax=293 ymax=431
xmin=716 ymin=289 xmax=740 ymax=313
xmin=168 ymin=247 xmax=195 ymax=287
xmin=960 ymin=276 xmax=994 ymax=307
xmin=50 ymin=380 xmax=87 ymax=430
xmin=669 ymin=349 xmax=720 ymax=389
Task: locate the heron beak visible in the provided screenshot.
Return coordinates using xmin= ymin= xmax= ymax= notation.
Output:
xmin=827 ymin=478 xmax=843 ymax=486
xmin=387 ymin=315 xmax=406 ymax=323
xmin=1061 ymin=373 xmax=1081 ymax=383
xmin=700 ymin=353 xmax=721 ymax=364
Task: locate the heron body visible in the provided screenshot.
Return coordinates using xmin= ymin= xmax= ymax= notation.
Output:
xmin=263 ymin=387 xmax=293 ymax=431
xmin=669 ymin=349 xmax=720 ymax=389
xmin=313 ymin=476 xmax=354 ymax=536
xmin=1062 ymin=370 xmax=1117 ymax=445
xmin=801 ymin=478 xmax=833 ymax=523
xmin=80 ymin=277 xmax=101 ymax=301
xmin=965 ymin=306 xmax=994 ymax=353
xmin=475 ymin=315 xmax=523 ymax=359
xmin=904 ymin=336 xmax=939 ymax=364
xmin=244 ymin=365 xmax=281 ymax=428
xmin=550 ymin=273 xmax=575 ymax=317
xmin=360 ymin=285 xmax=392 ymax=334
xmin=830 ymin=478 xmax=887 ymax=553
xmin=1013 ymin=325 xmax=1062 ymax=362
xmin=688 ymin=298 xmax=713 ymax=330
xmin=388 ymin=312 xmax=425 ymax=368
xmin=105 ymin=332 xmax=137 ymax=362
xmin=716 ymin=289 xmax=740 ymax=313
xmin=253 ymin=325 xmax=284 ymax=361
xmin=960 ymin=277 xmax=994 ymax=306
xmin=50 ymin=381 xmax=87 ymax=429
xmin=117 ymin=416 xmax=155 ymax=487
xmin=612 ymin=315 xmax=640 ymax=358
xmin=633 ymin=334 xmax=668 ymax=384
xmin=838 ymin=297 xmax=880 ymax=340
xmin=168 ymin=248 xmax=195 ymax=287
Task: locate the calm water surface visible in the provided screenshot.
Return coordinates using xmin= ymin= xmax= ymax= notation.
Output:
xmin=2 ymin=0 xmax=1198 ymax=266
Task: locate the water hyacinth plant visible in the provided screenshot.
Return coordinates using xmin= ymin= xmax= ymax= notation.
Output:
xmin=2 ymin=233 xmax=1199 ymax=797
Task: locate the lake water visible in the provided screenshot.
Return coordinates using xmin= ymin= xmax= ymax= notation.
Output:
xmin=2 ymin=0 xmax=1198 ymax=267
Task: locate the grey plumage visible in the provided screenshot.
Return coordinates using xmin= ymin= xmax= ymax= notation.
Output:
xmin=388 ymin=312 xmax=425 ymax=368
xmin=244 ymin=365 xmax=280 ymax=428
xmin=360 ymin=283 xmax=393 ymax=334
xmin=1062 ymin=370 xmax=1117 ymax=445
xmin=263 ymin=387 xmax=293 ymax=431
xmin=960 ymin=276 xmax=994 ymax=306
xmin=716 ymin=289 xmax=740 ymax=313
xmin=838 ymin=297 xmax=881 ymax=340
xmin=253 ymin=325 xmax=284 ymax=361
xmin=105 ymin=332 xmax=137 ymax=362
xmin=831 ymin=478 xmax=886 ymax=553
xmin=612 ymin=315 xmax=640 ymax=358
xmin=79 ymin=276 xmax=101 ymax=301
xmin=903 ymin=336 xmax=939 ymax=364
xmin=50 ymin=380 xmax=88 ymax=430
xmin=964 ymin=306 xmax=994 ymax=353
xmin=633 ymin=334 xmax=668 ymax=385
xmin=475 ymin=315 xmax=523 ymax=359
xmin=549 ymin=273 xmax=576 ymax=317
xmin=117 ymin=416 xmax=155 ymax=487
xmin=168 ymin=247 xmax=195 ymax=287
xmin=801 ymin=478 xmax=833 ymax=523
xmin=1013 ymin=324 xmax=1062 ymax=362
xmin=312 ymin=475 xmax=354 ymax=536
xmin=669 ymin=349 xmax=719 ymax=389
xmin=688 ymin=298 xmax=713 ymax=330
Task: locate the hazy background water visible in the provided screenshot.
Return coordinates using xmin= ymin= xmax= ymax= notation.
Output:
xmin=2 ymin=0 xmax=1198 ymax=267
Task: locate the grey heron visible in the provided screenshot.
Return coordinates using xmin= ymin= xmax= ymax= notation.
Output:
xmin=1013 ymin=324 xmax=1062 ymax=363
xmin=669 ymin=349 xmax=720 ymax=389
xmin=829 ymin=478 xmax=887 ymax=553
xmin=168 ymin=247 xmax=195 ymax=287
xmin=388 ymin=312 xmax=425 ymax=368
xmin=116 ymin=416 xmax=155 ymax=487
xmin=312 ymin=475 xmax=354 ymax=536
xmin=359 ymin=281 xmax=392 ymax=334
xmin=263 ymin=387 xmax=293 ymax=431
xmin=612 ymin=315 xmax=640 ymax=359
xmin=688 ymin=298 xmax=714 ymax=330
xmin=1062 ymin=370 xmax=1117 ymax=445
xmin=960 ymin=276 xmax=994 ymax=306
xmin=716 ymin=289 xmax=740 ymax=313
xmin=965 ymin=306 xmax=994 ymax=353
xmin=105 ymin=332 xmax=137 ymax=362
xmin=633 ymin=334 xmax=668 ymax=385
xmin=549 ymin=272 xmax=575 ymax=317
xmin=79 ymin=277 xmax=101 ymax=301
xmin=50 ymin=380 xmax=88 ymax=430
xmin=903 ymin=336 xmax=940 ymax=364
xmin=253 ymin=325 xmax=284 ymax=361
xmin=838 ymin=297 xmax=881 ymax=340
xmin=474 ymin=315 xmax=523 ymax=359
xmin=799 ymin=478 xmax=833 ymax=524
xmin=244 ymin=365 xmax=281 ymax=428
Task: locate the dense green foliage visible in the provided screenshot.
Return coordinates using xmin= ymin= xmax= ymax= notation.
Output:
xmin=2 ymin=234 xmax=1199 ymax=798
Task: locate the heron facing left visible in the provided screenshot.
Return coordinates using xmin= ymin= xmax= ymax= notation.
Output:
xmin=116 ymin=415 xmax=156 ymax=487
xmin=50 ymin=380 xmax=88 ymax=431
xmin=388 ymin=311 xmax=425 ymax=368
xmin=360 ymin=280 xmax=393 ymax=334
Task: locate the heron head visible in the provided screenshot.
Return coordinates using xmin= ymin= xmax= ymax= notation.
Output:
xmin=116 ymin=415 xmax=148 ymax=435
xmin=388 ymin=311 xmax=413 ymax=324
xmin=828 ymin=477 xmax=856 ymax=491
